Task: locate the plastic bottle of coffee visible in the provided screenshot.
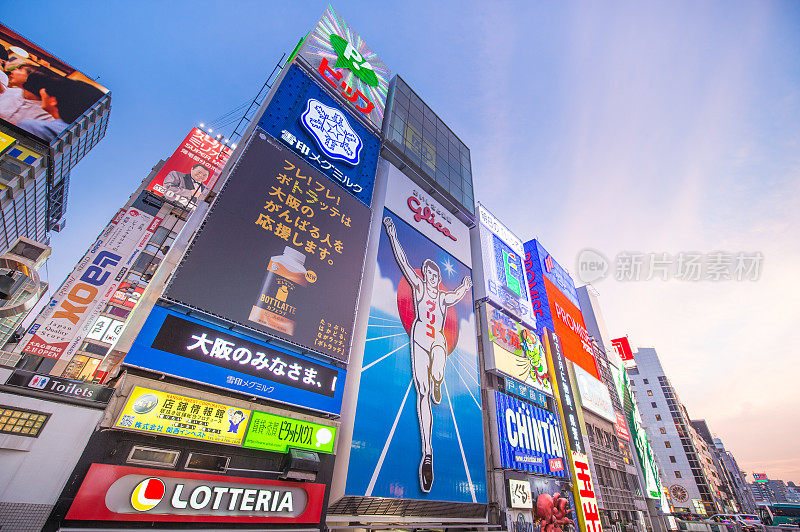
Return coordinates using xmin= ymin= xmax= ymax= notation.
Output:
xmin=249 ymin=246 xmax=308 ymax=335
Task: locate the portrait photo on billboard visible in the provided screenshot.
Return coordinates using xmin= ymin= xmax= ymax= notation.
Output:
xmin=164 ymin=132 xmax=370 ymax=362
xmin=0 ymin=23 xmax=108 ymax=144
xmin=345 ymin=207 xmax=486 ymax=503
xmin=145 ymin=127 xmax=232 ymax=210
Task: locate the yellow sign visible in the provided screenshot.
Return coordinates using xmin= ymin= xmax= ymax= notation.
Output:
xmin=115 ymin=386 xmax=251 ymax=446
xmin=0 ymin=131 xmax=16 ymax=157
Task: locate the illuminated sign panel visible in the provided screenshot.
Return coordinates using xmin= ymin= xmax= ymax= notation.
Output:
xmin=257 ymin=63 xmax=379 ymax=205
xmin=544 ymin=330 xmax=585 ymax=457
xmin=115 ymin=387 xmax=250 ymax=446
xmin=297 ymin=6 xmax=390 ymax=131
xmin=65 ymin=464 xmax=325 ymax=523
xmin=611 ymin=336 xmax=636 ymax=368
xmin=574 ymin=365 xmax=615 ymax=422
xmin=571 ymin=452 xmax=604 ymax=532
xmin=615 ymin=412 xmax=631 ymax=442
xmin=243 ymin=410 xmax=336 ymax=454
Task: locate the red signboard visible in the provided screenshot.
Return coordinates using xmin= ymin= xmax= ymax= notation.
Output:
xmin=543 ymin=278 xmax=599 ymax=379
xmin=572 ymin=452 xmax=603 ymax=532
xmin=109 ymin=282 xmax=144 ymax=309
xmin=611 ymin=337 xmax=635 ymax=366
xmin=65 ymin=464 xmax=325 ymax=523
xmin=615 ymin=412 xmax=631 ymax=442
xmin=146 ymin=128 xmax=232 ymax=209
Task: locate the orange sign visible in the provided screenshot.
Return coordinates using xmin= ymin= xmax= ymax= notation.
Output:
xmin=543 ymin=278 xmax=599 ymax=379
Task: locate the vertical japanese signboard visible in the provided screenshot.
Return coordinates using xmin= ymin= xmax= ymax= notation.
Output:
xmin=571 ymin=451 xmax=604 ymax=532
xmin=543 ymin=329 xmax=585 ymax=456
xmin=146 ymin=127 xmax=232 ymax=210
xmin=296 ymin=5 xmax=391 ymax=131
xmin=257 ymin=64 xmax=380 ymax=206
xmin=19 ymin=207 xmax=161 ymax=363
xmin=164 ymin=133 xmax=370 ymax=362
xmin=573 ymin=365 xmax=615 ymax=422
xmin=346 ymin=164 xmax=486 ymax=502
xmin=475 ymin=204 xmax=536 ymax=326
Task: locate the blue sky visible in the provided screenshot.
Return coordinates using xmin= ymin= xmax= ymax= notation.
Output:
xmin=5 ymin=1 xmax=799 ymax=481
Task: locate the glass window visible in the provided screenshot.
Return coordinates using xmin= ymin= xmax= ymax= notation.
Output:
xmin=675 ymin=471 xmax=682 ymax=478
xmin=643 ymin=379 xmax=649 ymax=384
xmin=651 ymin=402 xmax=657 ymax=408
xmin=185 ymin=452 xmax=229 ymax=473
xmin=670 ymin=456 xmax=677 ymax=463
xmin=127 ymin=446 xmax=180 ymax=468
xmin=660 ymin=427 xmax=667 ymax=434
xmin=647 ymin=390 xmax=653 ymax=396
xmin=665 ymin=441 xmax=672 ymax=448
xmin=655 ymin=414 xmax=662 ymax=421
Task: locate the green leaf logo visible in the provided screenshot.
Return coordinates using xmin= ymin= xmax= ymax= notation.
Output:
xmin=329 ymin=34 xmax=379 ymax=87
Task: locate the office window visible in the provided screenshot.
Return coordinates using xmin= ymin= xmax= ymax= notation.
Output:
xmin=647 ymin=390 xmax=653 ymax=396
xmin=665 ymin=441 xmax=672 ymax=448
xmin=655 ymin=414 xmax=662 ymax=421
xmin=670 ymin=456 xmax=677 ymax=463
xmin=630 ymin=379 xmax=635 ymax=386
xmin=660 ymin=427 xmax=667 ymax=434
xmin=643 ymin=379 xmax=649 ymax=384
xmin=675 ymin=471 xmax=682 ymax=478
xmin=651 ymin=402 xmax=657 ymax=408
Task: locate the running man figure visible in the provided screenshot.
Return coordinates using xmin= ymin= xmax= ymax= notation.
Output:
xmin=383 ymin=217 xmax=472 ymax=493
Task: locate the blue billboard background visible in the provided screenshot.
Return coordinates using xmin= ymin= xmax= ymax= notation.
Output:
xmin=257 ymin=63 xmax=379 ymax=206
xmin=523 ymin=239 xmax=581 ymax=332
xmin=123 ymin=305 xmax=346 ymax=415
xmin=495 ymin=390 xmax=569 ymax=478
xmin=345 ymin=208 xmax=487 ymax=503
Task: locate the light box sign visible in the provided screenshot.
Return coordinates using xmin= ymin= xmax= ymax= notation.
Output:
xmin=505 ymin=377 xmax=548 ymax=410
xmin=571 ymin=452 xmax=604 ymax=532
xmin=574 ymin=365 xmax=615 ymax=422
xmin=494 ymin=390 xmax=568 ymax=477
xmin=115 ymin=386 xmax=251 ymax=447
xmin=615 ymin=412 xmax=630 ymax=442
xmin=544 ymin=330 xmax=585 ymax=457
xmin=297 ymin=6 xmax=391 ymax=131
xmin=611 ymin=336 xmax=636 ymax=368
xmin=482 ymin=304 xmax=552 ymax=397
xmin=164 ymin=133 xmax=370 ymax=363
xmin=243 ymin=410 xmax=336 ymax=454
xmin=476 ymin=204 xmax=536 ymax=326
xmin=258 ymin=64 xmax=379 ymax=206
xmin=346 ymin=165 xmax=485 ymax=503
xmin=123 ymin=305 xmax=346 ymax=416
xmin=65 ymin=463 xmax=325 ymax=523
xmin=509 ymin=479 xmax=533 ymax=509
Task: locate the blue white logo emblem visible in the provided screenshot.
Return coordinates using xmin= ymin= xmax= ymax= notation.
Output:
xmin=300 ymin=98 xmax=362 ymax=166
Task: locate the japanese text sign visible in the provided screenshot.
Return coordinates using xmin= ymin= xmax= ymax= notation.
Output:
xmin=544 ymin=329 xmax=585 ymax=456
xmin=164 ymin=133 xmax=370 ymax=362
xmin=297 ymin=5 xmax=390 ymax=131
xmin=124 ymin=305 xmax=346 ymax=415
xmin=115 ymin=386 xmax=250 ymax=446
xmin=505 ymin=377 xmax=548 ymax=409
xmin=243 ymin=410 xmax=336 ymax=454
xmin=509 ymin=479 xmax=534 ymax=509
xmin=615 ymin=411 xmax=631 ymax=442
xmin=258 ymin=64 xmax=379 ymax=206
xmin=571 ymin=451 xmax=604 ymax=532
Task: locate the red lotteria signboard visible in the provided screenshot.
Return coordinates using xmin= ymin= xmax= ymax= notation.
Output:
xmin=615 ymin=412 xmax=631 ymax=442
xmin=65 ymin=464 xmax=325 ymax=523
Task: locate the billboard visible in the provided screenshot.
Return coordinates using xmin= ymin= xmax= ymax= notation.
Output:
xmin=346 ymin=166 xmax=485 ymax=502
xmin=524 ymin=239 xmax=599 ymax=380
xmin=543 ymin=330 xmax=586 ymax=456
xmin=110 ymin=281 xmax=144 ymax=309
xmin=123 ymin=305 xmax=346 ymax=416
xmin=145 ymin=127 xmax=232 ymax=210
xmin=614 ymin=411 xmax=631 ymax=442
xmin=297 ymin=5 xmax=390 ymax=131
xmin=494 ymin=390 xmax=568 ymax=477
xmin=243 ymin=410 xmax=336 ymax=454
xmin=753 ymin=473 xmax=768 ymax=482
xmin=574 ymin=365 xmax=615 ymax=422
xmin=258 ymin=63 xmax=380 ymax=206
xmin=65 ymin=464 xmax=325 ymax=523
xmin=164 ymin=133 xmax=370 ymax=362
xmin=571 ymin=451 xmax=604 ymax=532
xmin=115 ymin=386 xmax=251 ymax=446
xmin=19 ymin=207 xmax=161 ymax=362
xmin=482 ymin=304 xmax=552 ymax=396
xmin=475 ymin=204 xmax=536 ymax=326
xmin=504 ymin=377 xmax=548 ymax=410
xmin=611 ymin=336 xmax=636 ymax=368
xmin=0 ymin=23 xmax=108 ymax=144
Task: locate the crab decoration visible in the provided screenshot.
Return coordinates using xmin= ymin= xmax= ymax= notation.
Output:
xmin=536 ymin=492 xmax=576 ymax=532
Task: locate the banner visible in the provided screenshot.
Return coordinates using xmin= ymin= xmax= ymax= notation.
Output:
xmin=115 ymin=386 xmax=250 ymax=446
xmin=544 ymin=330 xmax=586 ymax=456
xmin=145 ymin=127 xmax=232 ymax=210
xmin=243 ymin=410 xmax=336 ymax=454
xmin=164 ymin=133 xmax=370 ymax=362
xmin=20 ymin=207 xmax=161 ymax=361
xmin=571 ymin=452 xmax=603 ymax=532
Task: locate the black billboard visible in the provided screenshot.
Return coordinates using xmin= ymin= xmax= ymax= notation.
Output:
xmin=164 ymin=132 xmax=370 ymax=362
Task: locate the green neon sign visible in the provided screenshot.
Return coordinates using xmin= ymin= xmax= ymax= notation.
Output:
xmin=329 ymin=34 xmax=379 ymax=87
xmin=243 ymin=410 xmax=336 ymax=454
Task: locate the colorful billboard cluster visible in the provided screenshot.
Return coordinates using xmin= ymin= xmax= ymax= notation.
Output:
xmin=258 ymin=64 xmax=380 ymax=206
xmin=524 ymin=239 xmax=599 ymax=379
xmin=0 ymin=23 xmax=108 ymax=144
xmin=346 ymin=164 xmax=485 ymax=502
xmin=296 ymin=6 xmax=391 ymax=131
xmin=571 ymin=451 xmax=604 ymax=532
xmin=164 ymin=133 xmax=370 ymax=363
xmin=146 ymin=127 xmax=232 ymax=210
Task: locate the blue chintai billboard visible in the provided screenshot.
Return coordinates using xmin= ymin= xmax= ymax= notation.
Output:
xmin=258 ymin=63 xmax=380 ymax=206
xmin=495 ymin=390 xmax=569 ymax=478
xmin=123 ymin=305 xmax=346 ymax=415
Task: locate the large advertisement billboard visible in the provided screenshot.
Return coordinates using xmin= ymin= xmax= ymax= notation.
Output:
xmin=493 ymin=390 xmax=568 ymax=477
xmin=475 ymin=204 xmax=536 ymax=326
xmin=524 ymin=239 xmax=599 ymax=379
xmin=19 ymin=207 xmax=161 ymax=362
xmin=0 ymin=23 xmax=108 ymax=144
xmin=258 ymin=63 xmax=379 ymax=206
xmin=571 ymin=451 xmax=604 ymax=532
xmin=345 ymin=165 xmax=485 ymax=502
xmin=145 ymin=127 xmax=232 ymax=210
xmin=543 ymin=330 xmax=586 ymax=457
xmin=164 ymin=132 xmax=370 ymax=363
xmin=297 ymin=6 xmax=390 ymax=131
xmin=123 ymin=305 xmax=346 ymax=415
xmin=573 ymin=365 xmax=615 ymax=422
xmin=481 ymin=304 xmax=552 ymax=397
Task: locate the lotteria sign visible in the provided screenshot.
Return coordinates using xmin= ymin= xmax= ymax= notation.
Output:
xmin=65 ymin=464 xmax=324 ymax=523
xmin=494 ymin=390 xmax=568 ymax=478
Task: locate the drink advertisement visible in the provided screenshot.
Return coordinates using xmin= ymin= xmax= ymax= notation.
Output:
xmin=475 ymin=204 xmax=536 ymax=326
xmin=19 ymin=207 xmax=161 ymax=362
xmin=164 ymin=132 xmax=370 ymax=362
xmin=482 ymin=304 xmax=552 ymax=397
xmin=145 ymin=127 xmax=232 ymax=210
xmin=345 ymin=164 xmax=485 ymax=502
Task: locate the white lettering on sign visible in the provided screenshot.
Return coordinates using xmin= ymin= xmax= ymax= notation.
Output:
xmin=504 ymin=405 xmax=564 ymax=458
